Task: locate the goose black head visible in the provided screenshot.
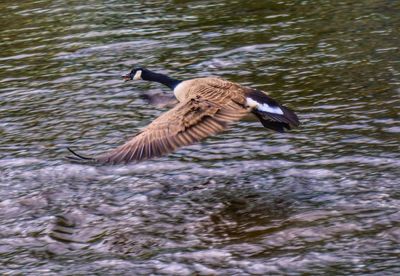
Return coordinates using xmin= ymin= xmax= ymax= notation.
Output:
xmin=123 ymin=67 xmax=149 ymax=81
xmin=122 ymin=67 xmax=181 ymax=90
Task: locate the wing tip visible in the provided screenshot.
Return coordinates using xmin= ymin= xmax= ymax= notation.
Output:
xmin=66 ymin=147 xmax=95 ymax=163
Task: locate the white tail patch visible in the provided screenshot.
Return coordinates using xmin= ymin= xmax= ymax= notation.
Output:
xmin=246 ymin=97 xmax=283 ymax=115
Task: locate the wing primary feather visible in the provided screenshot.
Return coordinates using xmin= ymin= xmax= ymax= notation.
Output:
xmin=145 ymin=138 xmax=152 ymax=159
xmin=125 ymin=145 xmax=136 ymax=163
xmin=67 ymin=147 xmax=94 ymax=161
xmin=119 ymin=146 xmax=132 ymax=163
xmin=137 ymin=144 xmax=145 ymax=160
xmin=178 ymin=132 xmax=191 ymax=145
xmin=113 ymin=147 xmax=129 ymax=164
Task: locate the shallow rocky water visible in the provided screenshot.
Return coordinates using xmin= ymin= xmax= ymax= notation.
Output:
xmin=1 ymin=0 xmax=399 ymax=275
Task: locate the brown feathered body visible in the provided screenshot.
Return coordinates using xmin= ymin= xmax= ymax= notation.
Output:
xmin=68 ymin=75 xmax=300 ymax=165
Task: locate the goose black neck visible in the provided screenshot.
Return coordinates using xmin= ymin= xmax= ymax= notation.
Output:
xmin=142 ymin=70 xmax=181 ymax=90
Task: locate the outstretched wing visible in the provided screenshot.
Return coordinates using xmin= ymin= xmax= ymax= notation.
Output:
xmin=91 ymin=97 xmax=247 ymax=164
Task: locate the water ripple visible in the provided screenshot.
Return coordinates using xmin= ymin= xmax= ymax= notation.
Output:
xmin=1 ymin=0 xmax=400 ymax=274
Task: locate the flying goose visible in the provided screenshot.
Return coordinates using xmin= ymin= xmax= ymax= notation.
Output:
xmin=68 ymin=68 xmax=300 ymax=164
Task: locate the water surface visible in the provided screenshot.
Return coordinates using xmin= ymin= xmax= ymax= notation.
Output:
xmin=1 ymin=0 xmax=400 ymax=275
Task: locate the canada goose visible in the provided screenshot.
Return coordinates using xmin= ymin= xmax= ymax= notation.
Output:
xmin=68 ymin=68 xmax=300 ymax=164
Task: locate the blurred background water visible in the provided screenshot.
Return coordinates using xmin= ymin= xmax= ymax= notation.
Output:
xmin=1 ymin=0 xmax=399 ymax=275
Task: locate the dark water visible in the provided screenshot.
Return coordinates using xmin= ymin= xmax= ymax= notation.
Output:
xmin=1 ymin=0 xmax=400 ymax=275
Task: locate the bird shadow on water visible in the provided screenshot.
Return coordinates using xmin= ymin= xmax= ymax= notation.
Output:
xmin=187 ymin=179 xmax=295 ymax=244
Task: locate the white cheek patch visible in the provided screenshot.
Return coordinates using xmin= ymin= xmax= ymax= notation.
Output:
xmin=133 ymin=70 xmax=142 ymax=80
xmin=246 ymin=97 xmax=284 ymax=115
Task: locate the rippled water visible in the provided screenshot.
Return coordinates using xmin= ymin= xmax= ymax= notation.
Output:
xmin=1 ymin=0 xmax=400 ymax=275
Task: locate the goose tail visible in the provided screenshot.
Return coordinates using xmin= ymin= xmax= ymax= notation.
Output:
xmin=245 ymin=89 xmax=300 ymax=132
